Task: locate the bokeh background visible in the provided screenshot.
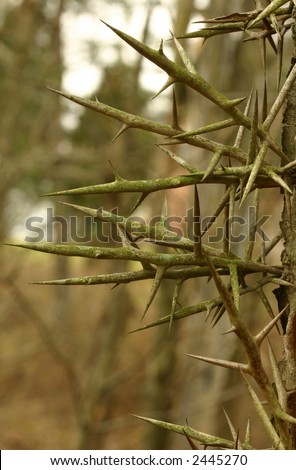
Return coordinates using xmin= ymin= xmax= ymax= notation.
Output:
xmin=0 ymin=0 xmax=290 ymax=449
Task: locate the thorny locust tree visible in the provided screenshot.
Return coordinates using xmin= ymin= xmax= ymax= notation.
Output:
xmin=11 ymin=0 xmax=296 ymax=449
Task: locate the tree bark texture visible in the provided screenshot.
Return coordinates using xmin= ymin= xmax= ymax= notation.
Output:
xmin=279 ymin=5 xmax=296 ymax=449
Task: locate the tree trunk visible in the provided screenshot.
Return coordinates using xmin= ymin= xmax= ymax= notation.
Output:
xmin=278 ymin=5 xmax=296 ymax=449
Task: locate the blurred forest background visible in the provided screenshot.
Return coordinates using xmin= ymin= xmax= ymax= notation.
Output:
xmin=0 ymin=0 xmax=291 ymax=449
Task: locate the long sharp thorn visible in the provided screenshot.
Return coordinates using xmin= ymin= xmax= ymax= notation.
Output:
xmin=205 ymin=302 xmax=216 ymax=322
xmin=141 ymin=266 xmax=166 ymax=321
xmin=201 ymin=150 xmax=223 ymax=181
xmin=262 ymin=18 xmax=278 ymax=54
xmin=223 ymin=409 xmax=243 ymax=449
xmin=185 ymin=354 xmax=249 ymax=373
xmin=241 ymin=372 xmax=285 ymax=450
xmin=116 ymin=224 xmax=131 ymax=246
xmin=128 ymin=192 xmax=150 ymax=216
xmin=59 ymin=201 xmax=97 ymax=217
xmin=150 ymin=76 xmax=176 ymax=100
xmin=222 ymin=326 xmax=237 ymax=335
xmin=161 ymin=195 xmax=168 ymax=227
xmin=234 ymin=431 xmax=241 ymax=450
xmin=268 ymin=340 xmax=287 ymax=409
xmin=111 ymin=123 xmax=130 ymax=143
xmin=247 ymin=91 xmax=259 ymax=166
xmin=131 ymin=414 xmax=235 ymax=448
xmin=271 ymin=278 xmax=293 ymax=287
xmin=262 ymin=79 xmax=268 ymax=122
xmin=169 ymin=279 xmax=183 ymax=332
xmin=33 ymin=271 xmax=155 ymax=286
xmin=228 ymin=185 xmax=237 ymax=248
xmin=228 ymin=96 xmax=247 ymax=107
xmin=263 ymin=167 xmax=292 ymax=194
xmin=211 ymin=304 xmax=226 ymax=327
xmin=157 ymin=145 xmax=198 ymax=173
xmin=255 ymin=231 xmax=282 ymax=262
xmin=244 ymin=188 xmax=259 ymax=260
xmin=6 ymin=242 xmax=98 ymax=259
xmin=170 ymin=31 xmax=196 ymax=74
xmin=244 ymin=418 xmax=251 ymax=447
xmin=240 ymin=141 xmax=269 ymax=205
xmin=171 ymin=88 xmax=182 ymax=130
xmin=183 ymin=430 xmax=199 ymax=450
xmin=193 ymin=186 xmax=202 ymax=258
xmin=223 ymin=188 xmax=230 ymax=254
xmin=234 ymin=89 xmax=254 ymax=149
xmin=256 ymin=288 xmax=280 ymax=334
xmin=108 ymin=160 xmax=124 ymax=181
xmin=173 ymin=119 xmax=235 ymax=138
xmin=255 ymin=305 xmax=289 ymax=346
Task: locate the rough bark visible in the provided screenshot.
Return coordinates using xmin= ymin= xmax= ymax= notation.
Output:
xmin=279 ymin=5 xmax=296 ymax=449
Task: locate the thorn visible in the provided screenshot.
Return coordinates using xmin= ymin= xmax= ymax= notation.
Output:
xmin=108 ymin=160 xmax=124 ymax=181
xmin=59 ymin=201 xmax=97 ymax=217
xmin=228 ymin=96 xmax=247 ymax=107
xmin=247 ymin=90 xmax=259 ymax=166
xmin=157 ymin=145 xmax=198 ymax=173
xmin=205 ymin=303 xmax=215 ymax=322
xmin=211 ymin=304 xmax=226 ymax=327
xmin=263 ymin=18 xmax=278 ymax=52
xmin=222 ymin=326 xmax=237 ymax=335
xmin=256 ymin=287 xmax=280 ymax=334
xmin=234 ymin=430 xmax=241 ymax=450
xmin=262 ymin=79 xmax=267 ymax=122
xmin=264 ymin=168 xmax=293 ymax=194
xmin=185 ymin=353 xmax=249 ymax=372
xmin=158 ymin=38 xmax=164 ymax=54
xmin=240 ymin=371 xmax=285 ymax=450
xmin=171 ymin=88 xmax=183 ymax=130
xmin=240 ymin=141 xmax=269 ymax=206
xmin=193 ymin=186 xmax=202 ymax=259
xmin=223 ymin=409 xmax=243 ymax=449
xmin=161 ymin=194 xmax=168 ymax=223
xmin=170 ymin=31 xmax=196 ymax=74
xmin=201 ymin=150 xmax=223 ymax=181
xmin=128 ymin=192 xmax=150 ymax=216
xmin=141 ymin=266 xmax=166 ymax=321
xmin=44 ymin=86 xmax=68 ymax=97
xmin=169 ymin=279 xmax=183 ymax=332
xmin=267 ymin=340 xmax=287 ymax=409
xmin=183 ymin=430 xmax=199 ymax=450
xmin=244 ymin=418 xmax=252 ymax=447
xmin=271 ymin=278 xmax=293 ymax=287
xmin=206 ymin=274 xmax=212 ymax=284
xmin=111 ymin=123 xmax=130 ymax=143
xmin=150 ymin=76 xmax=176 ymax=100
xmin=173 ymin=119 xmax=235 ymax=139
xmin=255 ymin=305 xmax=289 ymax=346
xmin=116 ymin=224 xmax=131 ymax=246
